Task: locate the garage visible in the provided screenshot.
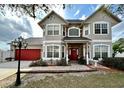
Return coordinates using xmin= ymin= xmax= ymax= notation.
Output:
xmin=15 ymin=49 xmax=41 ymax=61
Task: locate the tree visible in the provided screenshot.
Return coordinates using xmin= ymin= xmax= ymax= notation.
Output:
xmin=112 ymin=38 xmax=124 ymax=58
xmin=106 ymin=4 xmax=124 ymax=18
xmin=0 ymin=4 xmax=66 ymax=19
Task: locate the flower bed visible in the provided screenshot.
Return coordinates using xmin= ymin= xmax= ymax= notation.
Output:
xmin=29 ymin=59 xmax=70 ymax=67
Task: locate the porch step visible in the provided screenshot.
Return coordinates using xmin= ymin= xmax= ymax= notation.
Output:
xmin=20 ymin=69 xmax=97 ymax=73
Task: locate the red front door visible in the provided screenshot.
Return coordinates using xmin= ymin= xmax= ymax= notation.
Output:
xmin=69 ymin=48 xmax=78 ymax=60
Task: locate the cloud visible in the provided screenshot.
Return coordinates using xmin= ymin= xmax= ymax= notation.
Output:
xmin=95 ymin=4 xmax=102 ymax=11
xmin=80 ymin=15 xmax=86 ymax=20
xmin=88 ymin=5 xmax=95 ymax=12
xmin=50 ymin=4 xmax=66 ymax=18
xmin=0 ymin=17 xmax=32 ymax=42
xmin=74 ymin=10 xmax=80 ymax=16
xmin=88 ymin=4 xmax=102 ymax=13
xmin=112 ymin=21 xmax=124 ymax=42
xmin=0 ymin=16 xmax=33 ymax=50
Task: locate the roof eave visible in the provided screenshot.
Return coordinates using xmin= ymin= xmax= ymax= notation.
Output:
xmin=82 ymin=5 xmax=122 ymax=26
xmin=38 ymin=10 xmax=68 ymax=26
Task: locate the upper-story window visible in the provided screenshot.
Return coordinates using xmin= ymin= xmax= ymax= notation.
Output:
xmin=84 ymin=24 xmax=90 ymax=36
xmin=68 ymin=27 xmax=80 ymax=37
xmin=94 ymin=22 xmax=109 ymax=34
xmin=47 ymin=24 xmax=60 ymax=36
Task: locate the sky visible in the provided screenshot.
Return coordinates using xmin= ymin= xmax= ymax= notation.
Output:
xmin=0 ymin=4 xmax=123 ymax=51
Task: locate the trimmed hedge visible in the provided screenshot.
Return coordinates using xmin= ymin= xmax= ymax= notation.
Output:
xmin=29 ymin=59 xmax=48 ymax=67
xmin=101 ymin=57 xmax=124 ymax=70
xmin=56 ymin=59 xmax=70 ymax=66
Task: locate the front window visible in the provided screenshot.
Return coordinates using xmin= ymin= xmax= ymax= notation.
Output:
xmin=47 ymin=45 xmax=59 ymax=58
xmin=47 ymin=46 xmax=53 ymax=58
xmin=94 ymin=45 xmax=109 ymax=58
xmin=85 ymin=30 xmax=89 ymax=35
xmin=68 ymin=27 xmax=80 ymax=37
xmin=94 ymin=22 xmax=108 ymax=34
xmin=47 ymin=24 xmax=60 ymax=35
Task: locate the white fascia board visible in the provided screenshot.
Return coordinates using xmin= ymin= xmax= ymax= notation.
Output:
xmin=92 ymin=40 xmax=112 ymax=42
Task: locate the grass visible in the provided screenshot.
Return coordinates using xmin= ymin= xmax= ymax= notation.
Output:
xmin=10 ymin=71 xmax=124 ymax=88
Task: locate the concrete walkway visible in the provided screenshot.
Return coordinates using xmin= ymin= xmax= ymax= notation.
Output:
xmin=21 ymin=64 xmax=96 ymax=73
xmin=0 ymin=62 xmax=96 ymax=81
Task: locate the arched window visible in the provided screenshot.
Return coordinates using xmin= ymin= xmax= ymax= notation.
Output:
xmin=68 ymin=27 xmax=80 ymax=37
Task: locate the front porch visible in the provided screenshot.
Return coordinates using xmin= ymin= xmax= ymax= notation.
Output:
xmin=63 ymin=37 xmax=91 ymax=65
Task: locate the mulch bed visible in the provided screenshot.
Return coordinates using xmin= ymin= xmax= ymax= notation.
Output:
xmin=88 ymin=64 xmax=123 ymax=72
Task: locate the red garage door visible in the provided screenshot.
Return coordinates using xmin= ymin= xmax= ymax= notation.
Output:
xmin=15 ymin=49 xmax=41 ymax=61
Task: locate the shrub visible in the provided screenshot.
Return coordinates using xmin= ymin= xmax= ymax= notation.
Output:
xmin=56 ymin=58 xmax=67 ymax=66
xmin=93 ymin=57 xmax=99 ymax=60
xmin=101 ymin=57 xmax=124 ymax=70
xmin=29 ymin=59 xmax=48 ymax=67
xmin=78 ymin=56 xmax=86 ymax=65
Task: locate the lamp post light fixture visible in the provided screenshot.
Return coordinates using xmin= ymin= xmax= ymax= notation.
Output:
xmin=12 ymin=36 xmax=28 ymax=86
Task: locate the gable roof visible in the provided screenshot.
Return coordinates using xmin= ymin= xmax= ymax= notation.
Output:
xmin=66 ymin=19 xmax=83 ymax=23
xmin=38 ymin=10 xmax=68 ymax=25
xmin=84 ymin=5 xmax=121 ymax=23
xmin=38 ymin=5 xmax=121 ymax=26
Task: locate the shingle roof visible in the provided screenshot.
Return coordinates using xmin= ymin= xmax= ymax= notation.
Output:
xmin=66 ymin=19 xmax=83 ymax=23
xmin=63 ymin=37 xmax=91 ymax=41
xmin=25 ymin=37 xmax=43 ymax=45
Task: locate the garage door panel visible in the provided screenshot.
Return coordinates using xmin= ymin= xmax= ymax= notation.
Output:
xmin=15 ymin=49 xmax=41 ymax=61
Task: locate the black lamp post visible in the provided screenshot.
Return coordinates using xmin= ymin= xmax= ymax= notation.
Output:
xmin=12 ymin=36 xmax=28 ymax=86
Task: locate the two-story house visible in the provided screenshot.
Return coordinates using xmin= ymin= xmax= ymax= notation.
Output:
xmin=12 ymin=5 xmax=121 ymax=64
xmin=37 ymin=5 xmax=121 ymax=64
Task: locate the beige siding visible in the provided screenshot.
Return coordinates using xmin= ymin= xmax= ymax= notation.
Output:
xmin=84 ymin=10 xmax=115 ymax=41
xmin=41 ymin=13 xmax=67 ymax=41
xmin=42 ymin=13 xmax=67 ymax=25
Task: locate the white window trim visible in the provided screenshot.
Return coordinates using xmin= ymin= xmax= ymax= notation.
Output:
xmin=93 ymin=21 xmax=109 ymax=35
xmin=62 ymin=45 xmax=65 ymax=58
xmin=92 ymin=40 xmax=112 ymax=42
xmin=45 ymin=44 xmax=61 ymax=60
xmin=46 ymin=24 xmax=61 ymax=36
xmin=93 ymin=44 xmax=110 ymax=58
xmin=68 ymin=27 xmax=80 ymax=37
xmin=62 ymin=26 xmax=66 ymax=37
xmin=83 ymin=24 xmax=90 ymax=36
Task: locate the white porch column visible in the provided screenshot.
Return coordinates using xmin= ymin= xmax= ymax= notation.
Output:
xmin=89 ymin=44 xmax=91 ymax=59
xmin=42 ymin=45 xmax=45 ymax=61
xmin=83 ymin=45 xmax=85 ymax=58
xmin=66 ymin=43 xmax=68 ymax=64
xmin=86 ymin=43 xmax=89 ymax=65
xmin=60 ymin=44 xmax=62 ymax=59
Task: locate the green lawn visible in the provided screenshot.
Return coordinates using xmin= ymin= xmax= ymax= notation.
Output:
xmin=11 ymin=71 xmax=124 ymax=88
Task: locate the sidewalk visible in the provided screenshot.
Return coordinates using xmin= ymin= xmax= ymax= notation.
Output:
xmin=0 ymin=64 xmax=96 ymax=81
xmin=0 ymin=69 xmax=16 ymax=81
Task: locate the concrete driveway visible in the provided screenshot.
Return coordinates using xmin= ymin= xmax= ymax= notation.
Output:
xmin=0 ymin=61 xmax=32 ymax=81
xmin=0 ymin=61 xmax=32 ymax=69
